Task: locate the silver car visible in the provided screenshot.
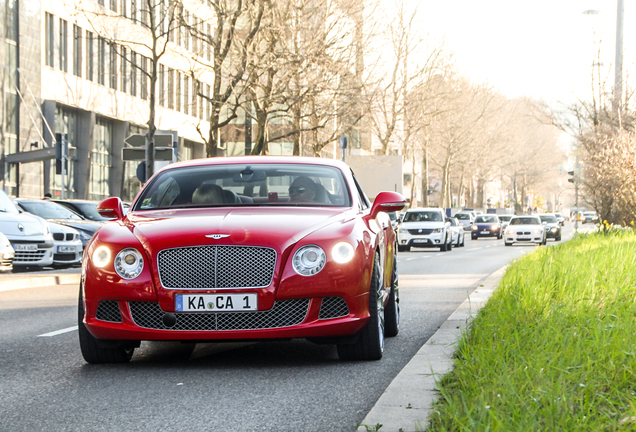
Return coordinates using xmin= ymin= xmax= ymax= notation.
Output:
xmin=448 ymin=217 xmax=465 ymax=247
xmin=454 ymin=211 xmax=474 ymax=231
xmin=0 ymin=190 xmax=54 ymax=268
xmin=48 ymin=222 xmax=83 ymax=267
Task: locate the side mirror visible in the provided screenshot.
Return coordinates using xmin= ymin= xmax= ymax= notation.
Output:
xmin=368 ymin=191 xmax=407 ymax=220
xmin=97 ymin=197 xmax=124 ymax=220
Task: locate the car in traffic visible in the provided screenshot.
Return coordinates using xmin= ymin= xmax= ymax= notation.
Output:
xmin=0 ymin=190 xmax=54 ymax=269
xmin=498 ymin=214 xmax=513 ymax=231
xmin=0 ymin=232 xmax=15 ymax=272
xmin=503 ymin=215 xmax=546 ymax=246
xmin=471 ymin=214 xmax=502 ymax=240
xmin=554 ymin=212 xmax=565 ymax=226
xmin=48 ymin=222 xmax=83 ymax=267
xmin=447 ymin=217 xmax=465 ymax=247
xmin=397 ymin=208 xmax=452 ymax=252
xmin=453 ymin=211 xmax=474 ymax=231
xmin=582 ymin=211 xmax=599 ymax=224
xmin=15 ymin=199 xmax=102 ymax=248
xmin=79 ymin=156 xmax=406 ymax=363
xmin=539 ymin=214 xmax=562 ymax=241
xmin=388 ymin=211 xmax=400 ymax=230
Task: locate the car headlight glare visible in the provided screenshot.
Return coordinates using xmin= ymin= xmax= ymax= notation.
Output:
xmin=506 ymin=229 xmax=515 ymax=235
xmin=491 ymin=224 xmax=498 ymax=230
xmin=533 ymin=229 xmax=542 ymax=234
xmin=292 ymin=245 xmax=326 ymax=276
xmin=92 ymin=246 xmax=111 ymax=268
xmin=114 ymin=248 xmax=144 ymax=279
xmin=332 ymin=242 xmax=355 ymax=264
xmin=471 ymin=225 xmax=478 ymax=230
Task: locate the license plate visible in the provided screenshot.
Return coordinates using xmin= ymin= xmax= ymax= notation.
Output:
xmin=413 ymin=239 xmax=428 ymax=243
xmin=175 ymin=294 xmax=258 ymax=312
xmin=15 ymin=244 xmax=37 ymax=251
xmin=481 ymin=230 xmax=490 ymax=234
xmin=57 ymin=245 xmax=76 ymax=253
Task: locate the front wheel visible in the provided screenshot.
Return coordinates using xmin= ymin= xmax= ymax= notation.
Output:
xmin=338 ymin=254 xmax=384 ymax=361
xmin=384 ymin=256 xmax=399 ymax=338
xmin=78 ymin=287 xmax=136 ymax=364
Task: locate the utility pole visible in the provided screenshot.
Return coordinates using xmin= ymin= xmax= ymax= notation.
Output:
xmin=614 ymin=0 xmax=624 ymax=111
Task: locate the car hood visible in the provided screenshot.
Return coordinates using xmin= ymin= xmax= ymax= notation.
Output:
xmin=124 ymin=207 xmax=353 ymax=253
xmin=48 ymin=219 xmax=101 ymax=234
xmin=0 ymin=212 xmax=48 ymax=237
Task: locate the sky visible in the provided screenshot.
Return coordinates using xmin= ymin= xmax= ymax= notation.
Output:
xmin=407 ymin=0 xmax=635 ymax=105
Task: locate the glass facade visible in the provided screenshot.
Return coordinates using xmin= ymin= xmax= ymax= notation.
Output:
xmin=89 ymin=118 xmax=112 ymax=201
xmin=51 ymin=107 xmax=78 ymax=198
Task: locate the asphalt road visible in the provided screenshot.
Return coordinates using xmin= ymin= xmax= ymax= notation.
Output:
xmin=0 ymin=223 xmax=578 ymax=432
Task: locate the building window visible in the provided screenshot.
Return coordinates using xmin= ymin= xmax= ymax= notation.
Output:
xmin=109 ymin=0 xmax=117 ymax=12
xmin=192 ymin=79 xmax=198 ymax=119
xmin=167 ymin=68 xmax=174 ymax=109
xmin=120 ymin=47 xmax=127 ymax=92
xmin=45 ymin=13 xmax=54 ymax=67
xmin=86 ymin=31 xmax=94 ymax=81
xmin=90 ymin=118 xmax=113 ymax=201
xmin=5 ymin=0 xmax=17 ymax=42
xmin=130 ymin=52 xmax=137 ymax=96
xmin=176 ymin=71 xmax=181 ymax=112
xmin=158 ymin=64 xmax=165 ymax=106
xmin=140 ymin=55 xmax=148 ymax=100
xmin=59 ymin=19 xmax=68 ymax=72
xmin=73 ymin=24 xmax=82 ymax=77
xmin=109 ymin=42 xmax=117 ymax=89
xmin=97 ymin=36 xmax=106 ymax=85
xmin=183 ymin=75 xmax=189 ymax=115
xmin=120 ymin=0 xmax=127 ymax=18
xmin=51 ymin=107 xmax=78 ymax=198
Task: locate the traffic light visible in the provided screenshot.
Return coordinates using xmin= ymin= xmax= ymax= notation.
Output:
xmin=55 ymin=133 xmax=68 ymax=175
xmin=567 ymin=170 xmax=575 ymax=183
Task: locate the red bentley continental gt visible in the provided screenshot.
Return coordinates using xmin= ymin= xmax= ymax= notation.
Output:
xmin=79 ymin=156 xmax=406 ymax=363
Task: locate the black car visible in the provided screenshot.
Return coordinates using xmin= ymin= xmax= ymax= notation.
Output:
xmin=539 ymin=214 xmax=562 ymax=241
xmin=15 ymin=199 xmax=102 ymax=247
xmin=471 ymin=214 xmax=502 ymax=240
xmin=50 ymin=199 xmax=117 ymax=222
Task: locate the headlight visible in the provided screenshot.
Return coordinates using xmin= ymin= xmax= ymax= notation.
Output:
xmin=292 ymin=245 xmax=326 ymax=276
xmin=92 ymin=246 xmax=111 ymax=268
xmin=471 ymin=225 xmax=478 ymax=230
xmin=506 ymin=229 xmax=515 ymax=235
xmin=551 ymin=227 xmax=558 ymax=233
xmin=399 ymin=228 xmax=408 ymax=233
xmin=533 ymin=229 xmax=542 ymax=234
xmin=491 ymin=224 xmax=499 ymax=230
xmin=432 ymin=228 xmax=442 ymax=233
xmin=332 ymin=242 xmax=354 ymax=264
xmin=114 ymin=248 xmax=144 ymax=279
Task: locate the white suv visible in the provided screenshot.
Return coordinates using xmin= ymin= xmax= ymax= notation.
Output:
xmin=0 ymin=190 xmax=54 ymax=268
xmin=397 ymin=208 xmax=452 ymax=252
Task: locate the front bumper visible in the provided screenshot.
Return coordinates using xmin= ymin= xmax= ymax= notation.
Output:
xmin=471 ymin=227 xmax=500 ymax=238
xmin=504 ymin=233 xmax=543 ymax=244
xmin=84 ymin=294 xmax=369 ymax=342
xmin=398 ymin=232 xmax=445 ymax=248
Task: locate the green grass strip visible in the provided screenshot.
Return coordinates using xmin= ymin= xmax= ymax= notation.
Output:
xmin=428 ymin=230 xmax=636 ymax=431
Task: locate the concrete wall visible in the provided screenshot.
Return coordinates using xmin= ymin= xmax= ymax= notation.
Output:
xmin=346 ymin=155 xmax=403 ymax=200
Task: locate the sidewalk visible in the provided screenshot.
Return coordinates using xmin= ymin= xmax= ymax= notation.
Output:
xmin=0 ymin=267 xmax=81 ymax=292
xmin=357 ymin=266 xmax=506 ymax=432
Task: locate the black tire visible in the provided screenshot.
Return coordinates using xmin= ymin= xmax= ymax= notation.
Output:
xmin=384 ymin=256 xmax=399 ymax=338
xmin=338 ymin=254 xmax=384 ymax=361
xmin=78 ymin=287 xmax=135 ymax=364
xmin=556 ymin=235 xmax=561 ymax=241
xmin=505 ymin=242 xmax=512 ymax=247
xmin=440 ymin=242 xmax=446 ymax=252
xmin=446 ymin=235 xmax=452 ymax=251
xmin=471 ymin=235 xmax=477 ymax=240
xmin=397 ymin=245 xmax=406 ymax=252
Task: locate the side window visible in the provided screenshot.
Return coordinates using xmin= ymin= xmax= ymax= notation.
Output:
xmin=350 ymin=170 xmax=370 ymax=210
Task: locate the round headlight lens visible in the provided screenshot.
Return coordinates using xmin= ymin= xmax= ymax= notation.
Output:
xmin=114 ymin=248 xmax=144 ymax=279
xmin=92 ymin=246 xmax=111 ymax=268
xmin=332 ymin=242 xmax=355 ymax=264
xmin=472 ymin=225 xmax=478 ymax=230
xmin=292 ymin=245 xmax=326 ymax=276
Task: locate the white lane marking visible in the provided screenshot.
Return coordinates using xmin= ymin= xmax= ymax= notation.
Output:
xmin=37 ymin=326 xmax=78 ymax=337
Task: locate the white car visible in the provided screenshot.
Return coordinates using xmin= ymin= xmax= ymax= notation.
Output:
xmin=397 ymin=208 xmax=452 ymax=252
xmin=454 ymin=211 xmax=474 ymax=231
xmin=48 ymin=222 xmax=83 ymax=267
xmin=498 ymin=214 xmax=513 ymax=231
xmin=448 ymin=217 xmax=465 ymax=247
xmin=0 ymin=190 xmax=54 ymax=268
xmin=0 ymin=232 xmax=15 ymax=272
xmin=504 ymin=215 xmax=546 ymax=246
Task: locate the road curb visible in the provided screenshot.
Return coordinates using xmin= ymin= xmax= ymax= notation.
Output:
xmin=357 ymin=265 xmax=507 ymax=432
xmin=0 ymin=273 xmax=81 ymax=292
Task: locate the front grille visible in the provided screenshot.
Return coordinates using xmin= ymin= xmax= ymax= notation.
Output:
xmin=53 ymin=233 xmax=76 ymax=241
xmin=54 ymin=253 xmax=78 ymax=261
xmin=13 ymin=250 xmax=47 ymax=263
xmin=319 ymin=297 xmax=350 ymax=319
xmin=129 ymin=299 xmax=309 ymax=331
xmin=407 ymin=229 xmax=433 ymax=235
xmin=96 ymin=301 xmax=123 ymax=322
xmin=157 ymin=245 xmax=276 ymax=289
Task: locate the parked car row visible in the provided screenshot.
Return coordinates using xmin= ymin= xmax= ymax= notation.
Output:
xmin=0 ymin=191 xmax=114 ymax=272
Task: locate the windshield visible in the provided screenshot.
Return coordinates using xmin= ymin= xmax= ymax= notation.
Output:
xmin=403 ymin=211 xmax=443 ymax=222
xmin=0 ymin=191 xmax=19 ymax=214
xmin=499 ymin=215 xmax=512 ymax=222
xmin=19 ymin=201 xmax=83 ymax=220
xmin=475 ymin=215 xmax=498 ymax=223
xmin=540 ymin=215 xmax=557 ymax=223
xmin=448 ymin=218 xmax=458 ymax=226
xmin=510 ymin=217 xmax=540 ymax=225
xmin=455 ymin=213 xmax=470 ymax=220
xmin=133 ymin=163 xmax=350 ymax=210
